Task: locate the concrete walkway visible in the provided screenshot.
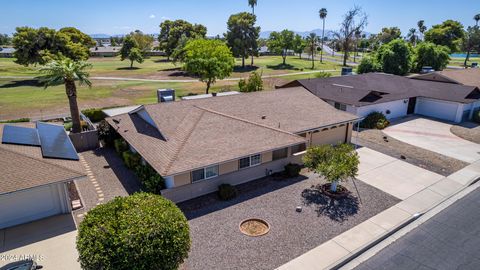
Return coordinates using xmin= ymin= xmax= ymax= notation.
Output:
xmin=0 ymin=215 xmax=80 ymax=270
xmin=384 ymin=117 xmax=480 ymax=163
xmin=277 ymin=151 xmax=480 ymax=270
xmin=356 ymin=148 xmax=444 ymax=200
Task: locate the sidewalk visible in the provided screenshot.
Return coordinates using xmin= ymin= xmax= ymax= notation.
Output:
xmin=277 ymin=160 xmax=480 ymax=270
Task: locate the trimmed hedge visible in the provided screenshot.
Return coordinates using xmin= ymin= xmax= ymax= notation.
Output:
xmin=77 ymin=193 xmax=191 ymax=270
xmin=122 ymin=151 xmax=141 ymax=169
xmin=285 ymin=163 xmax=302 ymax=177
xmin=473 ymin=109 xmax=480 ymax=124
xmin=360 ymin=112 xmax=390 ymax=129
xmin=81 ymin=108 xmax=106 ymax=123
xmin=218 ymin=184 xmax=238 ymax=200
xmin=114 ymin=138 xmax=129 ymax=154
xmin=0 ymin=118 xmax=30 ymax=123
xmin=134 ymin=164 xmax=165 ymax=195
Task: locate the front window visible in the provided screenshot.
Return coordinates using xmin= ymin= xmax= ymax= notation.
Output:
xmin=192 ymin=169 xmax=205 ymax=182
xmin=239 ymin=154 xmax=262 ymax=169
xmin=272 ymin=148 xmax=288 ymax=160
xmin=192 ymin=166 xmax=219 ymax=182
xmin=291 ymin=143 xmax=306 ymax=155
xmin=239 ymin=157 xmax=250 ymax=169
xmin=250 ymin=154 xmax=261 ymax=166
xmin=205 ymin=165 xmax=219 ymax=179
xmin=334 ymin=102 xmax=347 ymax=111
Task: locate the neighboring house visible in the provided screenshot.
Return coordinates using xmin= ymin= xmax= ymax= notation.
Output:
xmin=280 ymin=73 xmax=480 ymax=123
xmin=89 ymin=46 xmax=122 ymax=57
xmin=106 ymin=87 xmax=360 ymax=203
xmin=0 ymin=122 xmax=86 ymax=229
xmin=411 ymin=68 xmax=480 ymax=88
xmin=0 ymin=47 xmax=15 ymax=58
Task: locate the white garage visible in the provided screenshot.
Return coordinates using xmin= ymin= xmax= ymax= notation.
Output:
xmin=415 ymin=97 xmax=462 ymax=123
xmin=0 ymin=183 xmax=71 ymax=229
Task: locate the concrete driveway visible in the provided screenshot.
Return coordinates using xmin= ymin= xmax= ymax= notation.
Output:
xmin=357 ymin=147 xmax=444 ymax=200
xmin=384 ymin=117 xmax=480 ymax=163
xmin=0 ymin=214 xmax=80 ymax=269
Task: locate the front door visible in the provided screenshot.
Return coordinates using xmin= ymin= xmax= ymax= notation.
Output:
xmin=407 ymin=97 xmax=417 ymax=114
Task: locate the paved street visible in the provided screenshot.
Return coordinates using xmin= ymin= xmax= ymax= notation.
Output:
xmin=354 ymin=186 xmax=480 ymax=270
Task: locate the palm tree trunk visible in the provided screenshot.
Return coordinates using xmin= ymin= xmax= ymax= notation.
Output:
xmin=242 ymin=54 xmax=245 ymax=68
xmin=464 ymin=50 xmax=471 ymax=67
xmin=321 ymin=19 xmax=325 ymax=63
xmin=311 ymin=52 xmax=315 ymax=69
xmin=65 ymin=79 xmax=81 ymax=133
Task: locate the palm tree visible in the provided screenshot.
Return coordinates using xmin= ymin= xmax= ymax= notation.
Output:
xmin=306 ymin=33 xmax=319 ymax=69
xmin=319 ymin=8 xmax=328 ymax=63
xmin=417 ymin=20 xmax=427 ymax=40
xmin=248 ymin=0 xmax=258 ymax=66
xmin=39 ymin=59 xmax=92 ymax=133
xmin=407 ymin=28 xmax=418 ymax=46
xmin=248 ymin=0 xmax=257 ymax=15
xmin=475 ymin=14 xmax=480 ymax=27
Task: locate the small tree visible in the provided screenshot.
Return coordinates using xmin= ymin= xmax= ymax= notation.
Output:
xmin=238 ymin=71 xmax=263 ymax=92
xmin=305 ymin=33 xmax=319 ymax=69
xmin=77 ymin=193 xmax=190 ymax=270
xmin=128 ymin=48 xmax=144 ymax=68
xmin=303 ymin=144 xmax=359 ymax=193
xmin=120 ymin=35 xmax=138 ymax=65
xmin=292 ymin=34 xmax=306 ymax=59
xmin=357 ymin=56 xmax=379 ymax=74
xmin=413 ymin=42 xmax=450 ymax=72
xmin=183 ymin=39 xmax=235 ymax=93
xmin=375 ymin=39 xmax=413 ymax=75
xmin=267 ymin=29 xmax=295 ymax=65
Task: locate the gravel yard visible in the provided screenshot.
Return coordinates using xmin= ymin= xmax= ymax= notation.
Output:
xmin=179 ymin=171 xmax=399 ymax=270
xmin=354 ymin=129 xmax=468 ymax=176
xmin=450 ymin=122 xmax=480 ymax=144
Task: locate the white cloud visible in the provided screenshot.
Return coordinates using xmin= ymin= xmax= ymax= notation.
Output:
xmin=149 ymin=14 xmax=156 ymax=19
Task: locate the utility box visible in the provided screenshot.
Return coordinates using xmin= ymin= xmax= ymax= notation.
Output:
xmin=341 ymin=67 xmax=353 ymax=76
xmin=157 ymin=89 xmax=175 ymax=103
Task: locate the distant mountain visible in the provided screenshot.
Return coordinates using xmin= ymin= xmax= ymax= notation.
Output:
xmin=90 ymin=34 xmax=111 ymax=39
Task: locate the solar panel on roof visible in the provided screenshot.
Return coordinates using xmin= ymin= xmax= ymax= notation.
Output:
xmin=2 ymin=125 xmax=41 ymax=146
xmin=36 ymin=122 xmax=79 ymax=160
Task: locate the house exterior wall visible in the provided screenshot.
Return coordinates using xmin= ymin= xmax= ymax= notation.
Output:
xmin=162 ymin=153 xmax=303 ymax=203
xmin=310 ymin=125 xmax=348 ymax=146
xmin=415 ymin=97 xmax=462 ymax=122
xmin=174 ymin=172 xmax=191 ymax=187
xmin=262 ymin=151 xmax=273 ymax=163
xmin=219 ymin=160 xmax=239 ymax=175
xmin=354 ymin=99 xmax=409 ymax=120
xmin=162 ymin=124 xmax=353 ymax=202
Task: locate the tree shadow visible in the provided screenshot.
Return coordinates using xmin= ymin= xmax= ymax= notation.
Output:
xmin=233 ymin=65 xmax=259 ymax=73
xmin=0 ymin=79 xmax=42 ymax=88
xmin=116 ymin=67 xmax=140 ymax=70
xmin=301 ymin=185 xmax=359 ymax=222
xmin=153 ymin=58 xmax=171 ymax=63
xmin=266 ymin=63 xmax=299 ymax=70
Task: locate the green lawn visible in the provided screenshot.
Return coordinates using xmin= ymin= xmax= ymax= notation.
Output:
xmin=449 ymin=57 xmax=480 ymax=67
xmin=0 ymin=55 xmax=342 ymax=78
xmin=0 ymin=70 xmax=340 ymax=120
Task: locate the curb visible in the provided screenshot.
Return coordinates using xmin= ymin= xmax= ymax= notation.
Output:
xmin=329 ymin=176 xmax=480 ymax=270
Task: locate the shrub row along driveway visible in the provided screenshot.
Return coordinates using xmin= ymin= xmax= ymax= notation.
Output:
xmin=179 ymin=172 xmax=399 ymax=270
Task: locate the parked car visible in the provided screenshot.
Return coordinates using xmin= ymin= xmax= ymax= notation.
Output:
xmin=0 ymin=260 xmax=42 ymax=270
xmin=420 ymin=66 xmax=435 ymax=74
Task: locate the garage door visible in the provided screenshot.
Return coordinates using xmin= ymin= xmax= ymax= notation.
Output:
xmin=415 ymin=98 xmax=459 ymax=122
xmin=0 ymin=184 xmax=67 ymax=229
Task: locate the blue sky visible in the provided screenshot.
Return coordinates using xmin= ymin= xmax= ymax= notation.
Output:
xmin=0 ymin=0 xmax=478 ymax=36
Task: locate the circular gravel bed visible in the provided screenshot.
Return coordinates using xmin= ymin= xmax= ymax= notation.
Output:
xmin=240 ymin=218 xmax=270 ymax=237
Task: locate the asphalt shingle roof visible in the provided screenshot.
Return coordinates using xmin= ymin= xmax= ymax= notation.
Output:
xmin=0 ymin=123 xmax=86 ymax=194
xmin=107 ymin=87 xmax=359 ymax=176
xmin=286 ymin=73 xmax=480 ymax=107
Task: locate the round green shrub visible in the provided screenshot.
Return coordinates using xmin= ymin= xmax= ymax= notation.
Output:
xmin=217 ymin=183 xmax=238 ymax=200
xmin=77 ymin=193 xmax=190 ymax=270
xmin=284 ymin=163 xmax=302 ymax=177
xmin=360 ymin=112 xmax=390 ymax=129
